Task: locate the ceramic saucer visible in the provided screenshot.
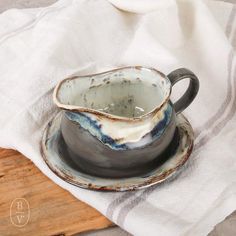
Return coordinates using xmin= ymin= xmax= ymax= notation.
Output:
xmin=41 ymin=112 xmax=194 ymax=191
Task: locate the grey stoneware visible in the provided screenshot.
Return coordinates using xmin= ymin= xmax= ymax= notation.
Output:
xmin=41 ymin=112 xmax=194 ymax=191
xmin=51 ymin=66 xmax=199 ymax=178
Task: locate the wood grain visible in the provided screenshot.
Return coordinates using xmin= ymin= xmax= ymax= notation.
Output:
xmin=0 ymin=148 xmax=113 ymax=236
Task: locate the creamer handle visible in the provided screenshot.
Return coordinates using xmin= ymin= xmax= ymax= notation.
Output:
xmin=167 ymin=68 xmax=199 ymax=114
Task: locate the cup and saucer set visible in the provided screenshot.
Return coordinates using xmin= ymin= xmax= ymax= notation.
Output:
xmin=41 ymin=66 xmax=199 ymax=191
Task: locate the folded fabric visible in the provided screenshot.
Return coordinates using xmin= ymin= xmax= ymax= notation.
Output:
xmin=0 ymin=0 xmax=236 ymax=235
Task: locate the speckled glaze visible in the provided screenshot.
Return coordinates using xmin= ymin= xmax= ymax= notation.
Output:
xmin=41 ymin=113 xmax=194 ymax=191
xmin=53 ymin=66 xmax=199 ymax=177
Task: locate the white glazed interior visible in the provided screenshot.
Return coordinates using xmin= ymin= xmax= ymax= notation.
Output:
xmin=54 ymin=67 xmax=171 ymax=119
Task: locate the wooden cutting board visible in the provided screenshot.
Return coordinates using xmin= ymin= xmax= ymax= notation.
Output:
xmin=0 ymin=148 xmax=113 ymax=236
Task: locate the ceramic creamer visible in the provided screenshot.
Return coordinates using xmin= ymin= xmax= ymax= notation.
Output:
xmin=53 ymin=66 xmax=199 ymax=177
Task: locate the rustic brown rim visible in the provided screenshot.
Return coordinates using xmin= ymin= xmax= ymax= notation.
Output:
xmin=53 ymin=66 xmax=172 ymax=122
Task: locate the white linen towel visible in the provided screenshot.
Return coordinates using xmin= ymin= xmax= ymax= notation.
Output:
xmin=1 ymin=0 xmax=236 ymax=235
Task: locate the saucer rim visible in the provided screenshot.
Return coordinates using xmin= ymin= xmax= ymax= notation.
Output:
xmin=41 ymin=112 xmax=194 ymax=192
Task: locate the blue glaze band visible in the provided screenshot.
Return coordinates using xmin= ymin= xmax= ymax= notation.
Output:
xmin=66 ymin=111 xmax=128 ymax=150
xmin=65 ymin=104 xmax=172 ymax=150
